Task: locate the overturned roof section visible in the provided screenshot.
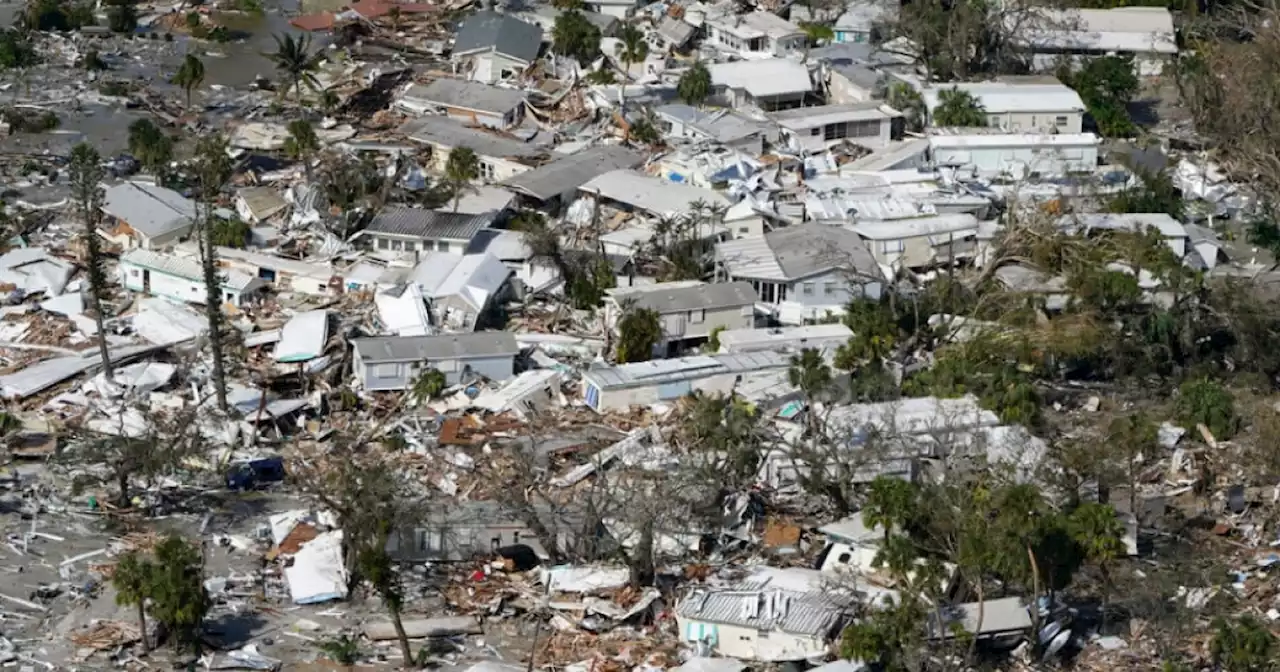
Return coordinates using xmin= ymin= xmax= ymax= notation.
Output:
xmin=102 ymin=181 xmax=196 ymax=238
xmin=365 ymin=207 xmax=496 ymax=242
xmin=917 ymin=78 xmax=1085 ymax=115
xmin=275 ymin=310 xmax=329 ymax=363
xmin=454 ymin=10 xmax=543 ymax=64
xmin=676 ymin=566 xmax=851 ymax=638
xmin=609 ymin=280 xmax=757 ymax=314
xmin=501 ymin=145 xmax=646 ymax=201
xmin=404 ymin=79 xmax=527 ymax=115
xmin=580 ymin=169 xmax=728 ymax=217
xmin=353 ymin=331 xmax=520 ymax=363
xmin=717 ymin=223 xmax=881 ymax=282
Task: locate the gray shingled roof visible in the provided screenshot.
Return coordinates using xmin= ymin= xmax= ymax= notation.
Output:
xmin=406 ymin=79 xmax=527 ymax=115
xmin=768 ymin=223 xmax=880 ymax=280
xmin=620 ymin=281 xmax=757 ymax=315
xmin=499 ymin=146 xmax=645 ymax=201
xmin=453 ymin=11 xmax=543 ymax=64
xmin=353 ymin=332 xmax=520 ymax=362
xmin=366 ymin=207 xmax=496 ymax=242
xmin=401 ymin=116 xmax=549 ymax=162
xmin=102 ymin=181 xmax=196 ymax=238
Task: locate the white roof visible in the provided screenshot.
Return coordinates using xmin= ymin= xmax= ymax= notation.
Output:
xmin=1015 ymin=7 xmax=1177 ymax=55
xmin=852 ymin=213 xmax=980 ymax=240
xmin=433 ymin=252 xmax=512 ymax=312
xmin=120 ymin=248 xmax=260 ymax=293
xmin=274 ymin=309 xmax=328 ymax=363
xmin=708 ymin=60 xmax=813 ymax=98
xmin=214 ymin=246 xmax=335 ymax=280
xmin=376 ymin=284 xmax=433 ymax=337
xmin=580 ymin=169 xmax=728 ymax=217
xmin=1060 ymin=212 xmax=1186 ymax=239
xmin=825 ymin=394 xmax=1000 ymax=437
xmin=718 ymin=323 xmax=853 ymax=351
xmin=772 ymin=103 xmax=901 ymax=131
xmin=929 ymin=132 xmax=1100 ymax=149
xmin=918 ymin=80 xmax=1085 ymax=115
xmin=707 ymin=9 xmax=803 ymax=39
xmin=0 ymin=247 xmax=73 ymax=296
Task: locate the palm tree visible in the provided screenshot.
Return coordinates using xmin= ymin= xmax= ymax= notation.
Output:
xmin=172 ymin=53 xmax=205 ymax=109
xmin=284 ymin=119 xmax=319 ymax=182
xmin=932 ymin=87 xmax=988 ymax=127
xmin=798 ymin=21 xmax=834 ymax=62
xmin=1068 ymin=503 xmax=1125 ymax=631
xmin=615 ymin=23 xmax=648 ymax=99
xmin=444 ymin=146 xmax=479 ymax=212
xmin=677 ymin=60 xmax=712 ymax=107
xmin=885 ymin=82 xmax=926 ymax=133
xmin=268 ymin=33 xmax=319 ymax=105
xmin=411 ymin=369 xmax=446 ymax=404
xmin=113 ymin=552 xmax=154 ymax=651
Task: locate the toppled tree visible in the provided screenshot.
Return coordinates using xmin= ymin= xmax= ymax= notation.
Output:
xmin=67 ymin=142 xmax=113 ymax=379
xmin=410 ymin=368 xmax=446 ymax=404
xmin=1176 ymin=378 xmax=1240 ymax=440
xmin=1059 ymin=55 xmax=1138 ymax=137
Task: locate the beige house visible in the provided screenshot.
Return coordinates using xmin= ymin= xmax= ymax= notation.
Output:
xmin=914 ymin=76 xmax=1086 ymax=134
xmin=853 ymin=213 xmax=981 ymax=270
xmin=604 ymin=281 xmax=757 ymax=354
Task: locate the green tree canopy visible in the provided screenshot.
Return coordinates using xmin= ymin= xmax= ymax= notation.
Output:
xmin=552 ymin=10 xmax=601 ymax=65
xmin=677 ymin=61 xmax=712 ymax=106
xmin=931 ymin=87 xmax=988 ymax=127
xmin=616 ymin=306 xmax=662 ymax=363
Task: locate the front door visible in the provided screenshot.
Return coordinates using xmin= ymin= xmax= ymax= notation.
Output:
xmin=142 ymin=270 xmax=150 ymax=294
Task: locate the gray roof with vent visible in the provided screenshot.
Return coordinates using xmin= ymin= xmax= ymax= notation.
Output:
xmin=453 ymin=11 xmax=543 ymax=64
xmin=353 ymin=332 xmax=520 ymax=363
xmin=365 ymin=207 xmax=497 ymax=242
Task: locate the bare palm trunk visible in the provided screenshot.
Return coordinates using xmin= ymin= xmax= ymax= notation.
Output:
xmin=970 ymin=579 xmax=984 ymax=660
xmin=137 ymin=602 xmax=150 ymax=651
xmin=390 ymin=604 xmax=414 ymax=668
xmin=1027 ymin=544 xmax=1042 ymax=650
xmin=199 ymin=212 xmax=229 ymax=411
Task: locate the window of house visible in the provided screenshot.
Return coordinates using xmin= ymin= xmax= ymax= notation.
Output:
xmin=989 ymin=116 xmax=1001 ymax=126
xmin=225 ymin=292 xmax=234 ymax=302
xmin=758 ymin=631 xmax=770 ymax=639
xmin=491 ymin=536 xmax=502 ymax=551
xmin=191 ymin=286 xmax=199 ymax=292
xmin=479 ymin=161 xmax=496 ymax=181
xmin=823 ymin=122 xmax=848 ymax=141
xmin=823 ymin=281 xmax=837 ymax=295
xmin=417 ymin=530 xmax=429 ymax=551
xmin=1055 ymin=115 xmax=1069 ymax=126
xmin=738 ymin=226 xmax=749 ymax=234
xmin=802 ymin=282 xmax=814 ymax=295
xmin=390 ymin=239 xmax=403 ymax=251
xmin=690 ymin=309 xmax=705 ymax=323
xmin=881 ymin=239 xmax=905 ymax=253
xmin=377 ymin=238 xmax=389 ymax=250
xmin=130 ymin=269 xmax=139 ymax=276
xmin=437 ymin=241 xmax=451 ymax=253
xmin=810 ymin=127 xmax=821 ymax=136
xmin=513 ymin=532 xmax=520 ymax=545
xmin=436 ymin=359 xmax=459 ymax=373
xmin=374 ymin=363 xmax=400 ymax=378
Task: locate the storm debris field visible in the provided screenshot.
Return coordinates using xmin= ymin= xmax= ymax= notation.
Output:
xmin=1 ymin=0 xmax=1280 ymax=669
